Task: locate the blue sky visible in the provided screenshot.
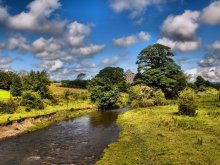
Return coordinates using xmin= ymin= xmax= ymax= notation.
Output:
xmin=0 ymin=0 xmax=220 ymax=81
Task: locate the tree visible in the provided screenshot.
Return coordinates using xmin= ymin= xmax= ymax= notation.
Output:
xmin=95 ymin=67 xmax=127 ymax=92
xmin=135 ymin=43 xmax=187 ymax=98
xmin=0 ymin=71 xmax=15 ymax=90
xmin=88 ymin=67 xmax=126 ymax=110
xmin=22 ymin=71 xmax=51 ymax=98
xmin=76 ymin=73 xmax=86 ymax=80
xmin=10 ymin=75 xmax=22 ymax=97
xmin=194 ymin=76 xmax=206 ymax=91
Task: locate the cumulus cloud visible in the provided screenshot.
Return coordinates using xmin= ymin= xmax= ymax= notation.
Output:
xmin=158 ymin=37 xmax=200 ymax=52
xmin=0 ymin=0 xmax=65 ymax=34
xmin=0 ymin=35 xmax=30 ymax=52
xmin=41 ymin=59 xmax=64 ymax=72
xmin=0 ymin=55 xmax=14 ymax=71
xmin=158 ymin=10 xmax=200 ymax=52
xmin=110 ymin=0 xmax=167 ymax=21
xmin=198 ymin=39 xmax=220 ymax=67
xmin=113 ymin=31 xmax=150 ymax=47
xmin=200 ymin=1 xmax=220 ymax=25
xmin=67 ymin=21 xmax=91 ymax=46
xmin=71 ymin=44 xmax=105 ymax=56
xmin=101 ymin=56 xmax=119 ymax=66
xmin=186 ymin=67 xmax=220 ymax=82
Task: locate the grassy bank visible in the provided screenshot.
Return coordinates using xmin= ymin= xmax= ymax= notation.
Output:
xmin=96 ymin=100 xmax=220 ymax=165
xmin=0 ymin=84 xmax=95 ymax=125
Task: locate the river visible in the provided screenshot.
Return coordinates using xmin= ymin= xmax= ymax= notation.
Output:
xmin=0 ymin=107 xmax=129 ymax=165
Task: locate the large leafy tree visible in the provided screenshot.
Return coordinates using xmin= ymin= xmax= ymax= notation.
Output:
xmin=0 ymin=71 xmax=16 ymax=90
xmin=88 ymin=67 xmax=126 ymax=110
xmin=10 ymin=75 xmax=22 ymax=97
xmin=135 ymin=43 xmax=187 ymax=98
xmin=22 ymin=71 xmax=51 ymax=98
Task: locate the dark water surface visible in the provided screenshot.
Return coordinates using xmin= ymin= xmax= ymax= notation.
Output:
xmin=0 ymin=107 xmax=129 ymax=165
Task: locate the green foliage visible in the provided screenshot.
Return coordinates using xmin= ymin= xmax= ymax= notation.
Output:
xmin=21 ymin=91 xmax=44 ymax=111
xmin=205 ymin=87 xmax=219 ymax=95
xmin=194 ymin=76 xmax=207 ymax=91
xmin=129 ymin=84 xmax=166 ymax=108
xmin=116 ymin=93 xmax=129 ymax=108
xmin=89 ymin=80 xmax=119 ymax=110
xmin=88 ymin=67 xmax=127 ymax=110
xmin=135 ymin=43 xmax=187 ymax=98
xmin=10 ymin=75 xmax=22 ymax=97
xmin=96 ymin=67 xmax=127 ymax=92
xmin=61 ymin=80 xmax=89 ymax=89
xmin=0 ymin=71 xmax=15 ymax=90
xmin=0 ymin=99 xmax=17 ymax=114
xmin=129 ymin=85 xmax=151 ymax=102
xmin=178 ymin=87 xmax=197 ymax=116
xmin=22 ymin=70 xmax=51 ymax=99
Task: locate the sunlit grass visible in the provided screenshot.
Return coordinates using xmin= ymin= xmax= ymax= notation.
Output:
xmin=49 ymin=83 xmax=87 ymax=95
xmin=0 ymin=89 xmax=11 ymax=100
xmin=96 ymin=98 xmax=220 ymax=165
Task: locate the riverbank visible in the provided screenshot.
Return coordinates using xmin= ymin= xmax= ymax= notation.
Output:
xmin=0 ymin=108 xmax=95 ymax=141
xmin=96 ymin=101 xmax=220 ymax=165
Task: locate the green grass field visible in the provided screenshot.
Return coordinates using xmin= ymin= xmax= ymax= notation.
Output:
xmin=96 ymin=99 xmax=220 ymax=165
xmin=0 ymin=85 xmax=95 ymax=125
xmin=0 ymin=89 xmax=10 ymax=100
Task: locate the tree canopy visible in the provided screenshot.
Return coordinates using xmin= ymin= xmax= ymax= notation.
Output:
xmin=88 ymin=67 xmax=127 ymax=110
xmin=135 ymin=43 xmax=187 ymax=98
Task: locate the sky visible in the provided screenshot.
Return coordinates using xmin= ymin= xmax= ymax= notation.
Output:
xmin=0 ymin=0 xmax=220 ymax=82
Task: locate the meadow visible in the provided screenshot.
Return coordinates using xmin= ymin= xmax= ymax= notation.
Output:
xmin=96 ymin=95 xmax=220 ymax=165
xmin=0 ymin=84 xmax=95 ymax=125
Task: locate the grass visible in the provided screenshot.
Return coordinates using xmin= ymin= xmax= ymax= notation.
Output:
xmin=0 ymin=89 xmax=11 ymax=100
xmin=49 ymin=84 xmax=87 ymax=95
xmin=0 ymin=84 xmax=95 ymax=125
xmin=0 ymin=99 xmax=95 ymax=125
xmin=96 ymin=98 xmax=220 ymax=165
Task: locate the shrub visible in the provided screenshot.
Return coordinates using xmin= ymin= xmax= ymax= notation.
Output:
xmin=129 ymin=85 xmax=167 ymax=108
xmin=139 ymin=98 xmax=155 ymax=107
xmin=21 ymin=91 xmax=44 ymax=110
xmin=153 ymin=89 xmax=167 ymax=105
xmin=178 ymin=87 xmax=197 ymax=116
xmin=0 ymin=99 xmax=17 ymax=114
xmin=129 ymin=85 xmax=151 ymax=102
xmin=116 ymin=93 xmax=129 ymax=108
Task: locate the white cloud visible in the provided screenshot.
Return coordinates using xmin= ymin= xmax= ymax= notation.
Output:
xmin=101 ymin=56 xmax=119 ymax=65
xmin=113 ymin=31 xmax=150 ymax=47
xmin=157 ymin=37 xmax=200 ymax=52
xmin=161 ymin=10 xmax=200 ymax=41
xmin=67 ymin=21 xmax=91 ymax=46
xmin=0 ymin=35 xmax=30 ymax=52
xmin=0 ymin=7 xmax=8 ymax=22
xmin=110 ymin=0 xmax=166 ymax=19
xmin=186 ymin=67 xmax=220 ymax=82
xmin=0 ymin=0 xmax=65 ymax=34
xmin=0 ymin=55 xmax=14 ymax=71
xmin=200 ymin=1 xmax=220 ymax=25
xmin=71 ymin=44 xmax=105 ymax=56
xmin=41 ymin=59 xmax=64 ymax=72
xmin=198 ymin=39 xmax=220 ymax=67
xmin=158 ymin=10 xmax=200 ymax=52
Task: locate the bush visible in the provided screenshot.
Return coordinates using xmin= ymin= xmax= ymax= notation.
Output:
xmin=0 ymin=99 xmax=17 ymax=114
xmin=116 ymin=93 xmax=129 ymax=108
xmin=129 ymin=85 xmax=151 ymax=102
xmin=21 ymin=91 xmax=44 ymax=110
xmin=153 ymin=89 xmax=167 ymax=105
xmin=178 ymin=87 xmax=197 ymax=116
xmin=129 ymin=85 xmax=167 ymax=108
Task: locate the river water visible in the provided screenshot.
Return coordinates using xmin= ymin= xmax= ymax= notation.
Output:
xmin=0 ymin=107 xmax=129 ymax=165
